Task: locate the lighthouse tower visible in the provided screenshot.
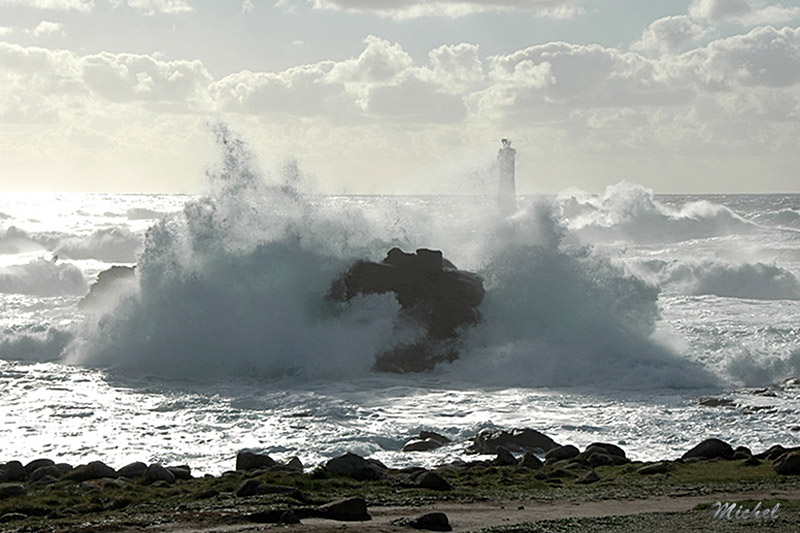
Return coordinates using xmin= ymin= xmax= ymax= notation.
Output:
xmin=497 ymin=138 xmax=516 ymax=216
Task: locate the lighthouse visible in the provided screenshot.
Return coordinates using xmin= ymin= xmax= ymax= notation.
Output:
xmin=497 ymin=138 xmax=516 ymax=216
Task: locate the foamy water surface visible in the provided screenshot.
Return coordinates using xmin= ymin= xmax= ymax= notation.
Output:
xmin=2 ymin=136 xmax=799 ymax=474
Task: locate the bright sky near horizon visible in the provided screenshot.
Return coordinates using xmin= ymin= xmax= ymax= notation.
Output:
xmin=2 ymin=0 xmax=800 ymax=194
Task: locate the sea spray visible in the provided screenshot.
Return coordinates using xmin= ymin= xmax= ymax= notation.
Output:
xmin=556 ymin=181 xmax=756 ymax=244
xmin=65 ymin=126 xmax=404 ymax=378
xmin=451 ymin=200 xmax=719 ymax=388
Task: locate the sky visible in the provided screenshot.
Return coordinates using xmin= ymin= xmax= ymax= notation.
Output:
xmin=2 ymin=0 xmax=800 ymax=194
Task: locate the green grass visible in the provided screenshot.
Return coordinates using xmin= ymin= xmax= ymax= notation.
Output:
xmin=0 ymin=459 xmax=798 ymax=532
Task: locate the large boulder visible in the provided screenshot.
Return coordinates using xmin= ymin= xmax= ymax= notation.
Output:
xmin=64 ymin=461 xmax=117 ymax=482
xmin=681 ymin=438 xmax=734 ymax=461
xmin=325 ymin=453 xmax=386 ymax=481
xmin=329 ymin=248 xmax=485 ymax=372
xmin=468 ymin=428 xmax=560 ymax=455
xmin=0 ymin=462 xmax=26 ymax=483
xmin=317 ymin=497 xmax=371 ymax=521
xmin=773 ymin=451 xmax=800 ymax=475
xmin=236 ymin=450 xmax=276 ymax=472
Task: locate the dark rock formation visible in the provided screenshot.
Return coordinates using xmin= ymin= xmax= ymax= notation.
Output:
xmin=317 ymin=497 xmax=371 ymax=521
xmin=413 ymin=471 xmax=452 ymax=491
xmin=577 ymin=444 xmax=628 ymax=467
xmin=236 ymin=450 xmax=276 ymax=472
xmin=492 ymin=446 xmax=518 ymax=466
xmin=167 ymin=465 xmax=192 ymax=480
xmin=681 ymin=438 xmax=734 ymax=461
xmin=117 ymin=461 xmax=147 ymax=479
xmin=325 ymin=453 xmax=386 ymax=481
xmin=545 ymin=445 xmax=580 ymax=464
xmin=408 ymin=512 xmax=452 ymax=531
xmin=24 ymin=458 xmax=55 ymax=475
xmin=0 ymin=462 xmax=26 ymax=483
xmin=143 ymin=464 xmax=175 ymax=485
xmin=79 ymin=265 xmax=136 ymax=310
xmin=329 ymin=248 xmax=485 ymax=372
xmin=403 ymin=431 xmax=451 ymax=453
xmin=518 ymin=452 xmax=543 ymax=470
xmin=468 ymin=428 xmax=560 ymax=455
xmin=773 ymin=451 xmax=800 ymax=475
xmin=236 ymin=479 xmax=268 ymax=497
xmin=64 ymin=461 xmax=117 ymax=482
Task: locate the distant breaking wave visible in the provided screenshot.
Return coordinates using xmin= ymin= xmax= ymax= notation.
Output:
xmin=634 ymin=258 xmax=800 ymax=300
xmin=0 ymin=259 xmax=88 ymax=296
xmin=0 ymin=225 xmax=143 ymax=263
xmin=557 ymin=181 xmax=757 ymax=244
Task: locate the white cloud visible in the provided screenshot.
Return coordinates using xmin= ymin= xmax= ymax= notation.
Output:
xmin=0 ymin=0 xmax=93 ymax=10
xmin=79 ymin=52 xmax=211 ymax=105
xmin=689 ymin=0 xmax=800 ymax=25
xmin=111 ymin=0 xmax=192 ymax=15
xmin=0 ymin=26 xmax=15 ymax=36
xmin=2 ymin=24 xmax=800 ymax=193
xmin=292 ymin=0 xmax=585 ymax=20
xmin=427 ymin=42 xmax=484 ymax=92
xmin=29 ymin=20 xmax=66 ymax=37
xmin=632 ymin=16 xmax=712 ymax=56
xmin=212 ymin=62 xmax=355 ymax=117
xmin=327 ymin=35 xmax=414 ymax=87
xmin=241 ymin=0 xmax=253 ymax=13
xmin=679 ymin=26 xmax=800 ymax=88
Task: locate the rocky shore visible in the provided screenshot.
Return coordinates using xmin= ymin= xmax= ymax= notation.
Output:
xmin=2 ymin=429 xmax=800 ymax=532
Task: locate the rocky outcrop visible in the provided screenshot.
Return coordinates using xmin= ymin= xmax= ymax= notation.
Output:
xmin=325 ymin=453 xmax=386 ymax=481
xmin=236 ymin=450 xmax=276 ymax=472
xmin=773 ymin=451 xmax=800 ymax=475
xmin=681 ymin=438 xmax=734 ymax=461
xmin=403 ymin=431 xmax=451 ymax=453
xmin=468 ymin=428 xmax=560 ymax=455
xmin=329 ymin=248 xmax=485 ymax=372
xmin=317 ymin=497 xmax=371 ymax=521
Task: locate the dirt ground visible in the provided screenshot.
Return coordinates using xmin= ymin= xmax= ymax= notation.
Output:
xmin=141 ymin=488 xmax=800 ymax=533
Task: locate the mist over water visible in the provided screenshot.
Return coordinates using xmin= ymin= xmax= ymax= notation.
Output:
xmin=56 ymin=126 xmax=719 ymax=389
xmin=1 ymin=127 xmax=800 ymax=472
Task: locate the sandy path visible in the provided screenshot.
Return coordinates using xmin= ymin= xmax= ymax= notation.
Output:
xmin=155 ymin=488 xmax=798 ymax=532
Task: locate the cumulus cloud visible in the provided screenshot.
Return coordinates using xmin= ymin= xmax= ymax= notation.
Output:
xmin=212 ymin=62 xmax=352 ymax=116
xmin=681 ymin=26 xmax=800 ymax=89
xmin=2 ymin=21 xmax=800 ymax=192
xmin=632 ymin=15 xmax=712 ymax=56
xmin=476 ymin=42 xmax=692 ymax=122
xmin=241 ymin=0 xmax=253 ymax=13
xmin=290 ymin=0 xmax=585 ymax=20
xmin=110 ymin=0 xmax=192 ymax=15
xmin=0 ymin=0 xmax=93 ymax=10
xmin=79 ymin=52 xmax=211 ymax=105
xmin=427 ymin=42 xmax=484 ymax=92
xmin=0 ymin=26 xmax=14 ymax=36
xmin=689 ymin=0 xmax=800 ymax=25
xmin=29 ymin=20 xmax=65 ymax=37
xmin=327 ymin=35 xmax=414 ymax=86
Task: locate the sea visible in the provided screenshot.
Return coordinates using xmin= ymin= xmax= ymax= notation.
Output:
xmin=2 ymin=138 xmax=800 ymax=475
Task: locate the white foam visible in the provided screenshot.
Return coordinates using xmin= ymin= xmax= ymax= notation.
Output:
xmin=655 ymin=259 xmax=800 ymax=300
xmin=0 ymin=258 xmax=88 ymax=296
xmin=558 ymin=181 xmax=756 ymax=244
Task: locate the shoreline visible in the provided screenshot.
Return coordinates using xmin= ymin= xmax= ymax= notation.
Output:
xmin=2 ymin=433 xmax=800 ymax=532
